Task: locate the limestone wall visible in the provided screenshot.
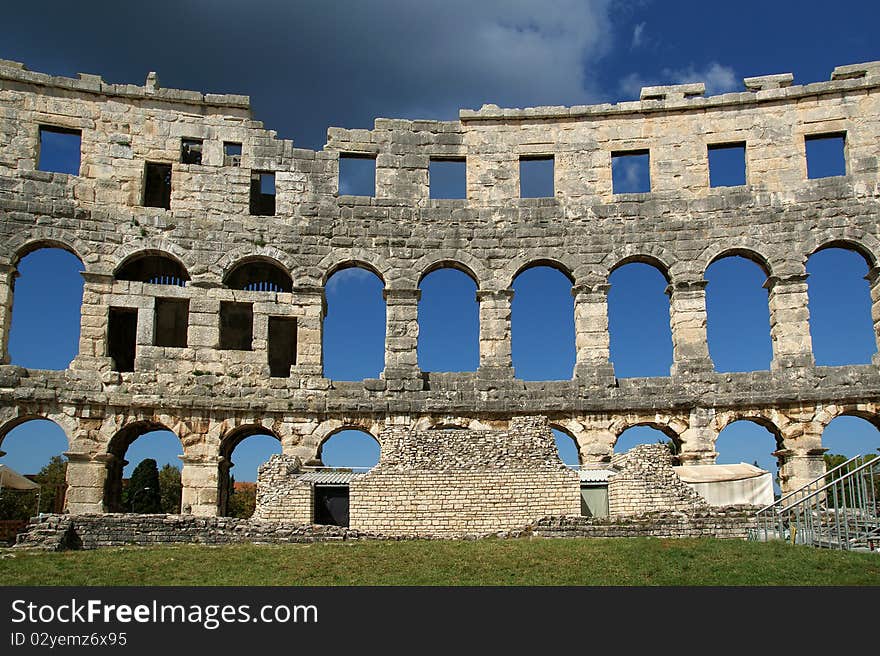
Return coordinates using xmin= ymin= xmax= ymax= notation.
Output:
xmin=251 ymin=455 xmax=312 ymax=523
xmin=350 ymin=416 xmax=580 ymax=536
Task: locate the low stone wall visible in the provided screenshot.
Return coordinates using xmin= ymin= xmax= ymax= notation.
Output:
xmin=12 ymin=508 xmax=760 ymax=550
xmin=527 ymin=507 xmax=759 ymax=539
xmin=350 ymin=416 xmax=580 ymax=536
xmin=608 ymin=444 xmax=709 ymax=515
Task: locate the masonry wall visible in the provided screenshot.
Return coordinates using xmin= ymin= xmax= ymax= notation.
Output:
xmin=251 ymin=454 xmax=312 ymax=523
xmin=350 ymin=417 xmax=580 ymax=536
xmin=1 ymin=60 xmax=880 ymax=518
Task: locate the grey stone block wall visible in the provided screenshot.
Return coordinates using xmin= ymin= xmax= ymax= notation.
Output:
xmin=1 ymin=59 xmax=879 ymax=527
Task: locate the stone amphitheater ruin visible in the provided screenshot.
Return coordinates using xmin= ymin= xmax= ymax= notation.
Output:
xmin=2 ymin=58 xmax=880 ymax=541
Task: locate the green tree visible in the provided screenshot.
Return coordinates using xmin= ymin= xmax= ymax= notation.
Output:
xmin=158 ymin=464 xmax=182 ymax=514
xmin=226 ymin=475 xmax=256 ymax=518
xmin=126 ymin=459 xmax=162 ymax=513
xmin=34 ymin=455 xmax=67 ymax=513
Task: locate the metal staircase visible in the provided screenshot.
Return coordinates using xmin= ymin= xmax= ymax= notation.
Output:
xmin=750 ymin=454 xmax=880 ymax=551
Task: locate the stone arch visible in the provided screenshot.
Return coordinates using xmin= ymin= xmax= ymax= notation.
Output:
xmin=319 ymin=250 xmax=389 ymax=287
xmin=507 ymin=257 xmax=577 ymax=288
xmin=713 ymin=413 xmax=785 ymax=450
xmin=217 ymin=423 xmax=282 ymax=516
xmin=4 ymin=228 xmax=91 ymax=272
xmin=103 ymin=418 xmax=183 ymax=513
xmin=813 ymin=403 xmax=880 ymax=433
xmin=223 ymin=255 xmax=293 ymax=292
xmin=414 ymin=254 xmax=486 ymax=288
xmin=111 ymin=239 xmax=199 ymax=279
xmin=805 ymin=232 xmax=880 ymax=270
xmin=306 ymin=419 xmax=383 ymax=465
xmin=549 ymin=422 xmax=581 ymax=466
xmin=603 ymin=247 xmax=673 ymax=283
xmin=0 ymin=411 xmax=74 ymax=454
xmin=215 ymin=245 xmax=295 ymax=282
xmin=611 ymin=415 xmax=688 ymax=451
xmin=694 ymin=242 xmax=775 ymax=279
xmin=114 ymin=249 xmax=191 ymax=285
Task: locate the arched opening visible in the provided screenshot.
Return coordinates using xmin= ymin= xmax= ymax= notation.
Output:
xmin=511 ymin=265 xmax=575 ymax=380
xmin=705 ymin=255 xmax=772 ymax=372
xmin=317 ymin=429 xmax=380 ymax=470
xmin=115 ymin=252 xmax=189 ymax=286
xmin=9 ymin=248 xmax=84 ymax=370
xmin=608 ymin=262 xmax=672 ymax=377
xmin=715 ymin=419 xmax=783 ymax=495
xmin=224 ymin=258 xmax=292 ymax=293
xmin=615 ymin=425 xmax=680 ymax=458
xmin=807 ymin=247 xmax=875 ymax=365
xmin=822 ymin=415 xmax=880 ymax=461
xmin=552 ymin=427 xmax=579 ymax=469
xmin=0 ymin=418 xmax=69 ymax=522
xmin=104 ymin=424 xmax=183 ymax=513
xmin=218 ymin=427 xmax=281 ymax=518
xmin=323 ymin=265 xmax=385 ymax=380
xmin=418 ymin=267 xmax=478 ymax=372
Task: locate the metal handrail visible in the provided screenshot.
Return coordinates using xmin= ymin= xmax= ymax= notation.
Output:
xmin=755 ymin=453 xmax=864 ymax=515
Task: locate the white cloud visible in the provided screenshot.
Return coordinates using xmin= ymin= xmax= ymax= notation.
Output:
xmin=631 ymin=22 xmax=646 ymax=48
xmin=618 ymin=61 xmax=739 ymax=99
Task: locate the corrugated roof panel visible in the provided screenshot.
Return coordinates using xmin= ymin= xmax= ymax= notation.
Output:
xmin=297 ymin=471 xmax=366 ymax=485
xmin=579 ymin=469 xmax=614 ymax=483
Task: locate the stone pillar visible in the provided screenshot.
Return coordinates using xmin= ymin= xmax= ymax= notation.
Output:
xmin=576 ymin=427 xmax=616 ymax=468
xmin=866 ymin=267 xmax=880 ymax=364
xmin=180 ymin=455 xmax=220 ymax=517
xmin=667 ymin=280 xmax=714 ymax=376
xmin=678 ymin=407 xmax=717 ymax=464
xmin=777 ymin=450 xmax=826 ymax=495
xmin=0 ymin=263 xmax=16 ymax=364
xmin=70 ymin=272 xmax=115 ymax=371
xmin=293 ymin=285 xmax=324 ymax=376
xmin=382 ymin=287 xmax=421 ymax=379
xmin=572 ymin=283 xmax=615 ymax=382
xmin=64 ymin=452 xmax=108 ymax=514
xmin=476 ymin=289 xmax=514 ymax=376
xmin=766 ymin=274 xmax=815 ymax=370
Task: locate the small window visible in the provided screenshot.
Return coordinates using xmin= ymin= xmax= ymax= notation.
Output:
xmin=180 ymin=138 xmax=203 ymax=165
xmin=805 ymin=133 xmax=846 ymax=179
xmin=520 ymin=156 xmax=554 ymax=198
xmin=219 ymin=302 xmax=254 ymax=351
xmin=250 ymin=171 xmax=276 ymax=216
xmin=38 ymin=126 xmax=81 ymax=175
xmin=429 ymin=158 xmax=466 ymax=199
xmin=611 ymin=150 xmax=651 ymax=194
xmin=268 ymin=316 xmax=297 ymax=377
xmin=108 ymin=307 xmax=138 ymax=373
xmin=708 ymin=142 xmax=746 ymax=187
xmin=223 ymin=142 xmax=242 ymax=167
xmin=154 ymin=298 xmax=188 ymax=348
xmin=143 ymin=162 xmax=172 ymax=210
xmin=338 ymin=154 xmax=376 ymax=197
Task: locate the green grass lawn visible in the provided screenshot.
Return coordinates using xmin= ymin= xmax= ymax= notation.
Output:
xmin=2 ymin=538 xmax=879 ymax=586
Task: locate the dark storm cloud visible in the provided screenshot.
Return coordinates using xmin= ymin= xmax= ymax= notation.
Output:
xmin=2 ymin=0 xmax=613 ymax=149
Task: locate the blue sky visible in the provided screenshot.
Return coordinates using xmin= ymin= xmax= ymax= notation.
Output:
xmin=1 ymin=1 xmax=879 ymax=487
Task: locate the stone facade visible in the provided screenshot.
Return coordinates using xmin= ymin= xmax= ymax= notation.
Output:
xmin=607 ymin=444 xmax=708 ymax=515
xmin=1 ymin=59 xmax=880 ymax=531
xmin=251 ymin=455 xmax=312 ymax=523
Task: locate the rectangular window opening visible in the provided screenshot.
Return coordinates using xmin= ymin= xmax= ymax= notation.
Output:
xmin=805 ymin=132 xmax=846 ymax=179
xmin=180 ymin=138 xmax=203 ymax=165
xmin=268 ymin=316 xmax=297 ymax=377
xmin=219 ymin=301 xmax=254 ymax=351
xmin=143 ymin=162 xmax=172 ymax=210
xmin=223 ymin=142 xmax=242 ymax=167
xmin=708 ymin=142 xmax=746 ymax=188
xmin=154 ymin=298 xmax=189 ymax=348
xmin=38 ymin=126 xmax=81 ymax=175
xmin=611 ymin=150 xmax=651 ymax=194
xmin=338 ymin=154 xmax=376 ymax=197
xmin=108 ymin=307 xmax=138 ymax=373
xmin=250 ymin=171 xmax=276 ymax=215
xmin=520 ymin=155 xmax=554 ymax=198
xmin=314 ymin=485 xmax=350 ymax=526
xmin=429 ymin=157 xmax=466 ymax=199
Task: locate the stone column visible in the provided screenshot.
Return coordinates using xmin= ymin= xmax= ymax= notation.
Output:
xmin=180 ymin=455 xmax=220 ymax=517
xmin=294 ymin=285 xmax=325 ymax=376
xmin=777 ymin=450 xmax=826 ymax=495
xmin=382 ymin=287 xmax=421 ymax=380
xmin=476 ymin=289 xmax=514 ymax=376
xmin=576 ymin=427 xmax=616 ymax=468
xmin=70 ymin=272 xmax=115 ymax=371
xmin=64 ymin=452 xmax=109 ymax=514
xmin=866 ymin=267 xmax=880 ymax=364
xmin=766 ymin=274 xmax=815 ymax=370
xmin=572 ymin=283 xmax=615 ymax=382
xmin=678 ymin=407 xmax=717 ymax=464
xmin=667 ymin=279 xmax=714 ymax=376
xmin=0 ymin=263 xmax=16 ymax=364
